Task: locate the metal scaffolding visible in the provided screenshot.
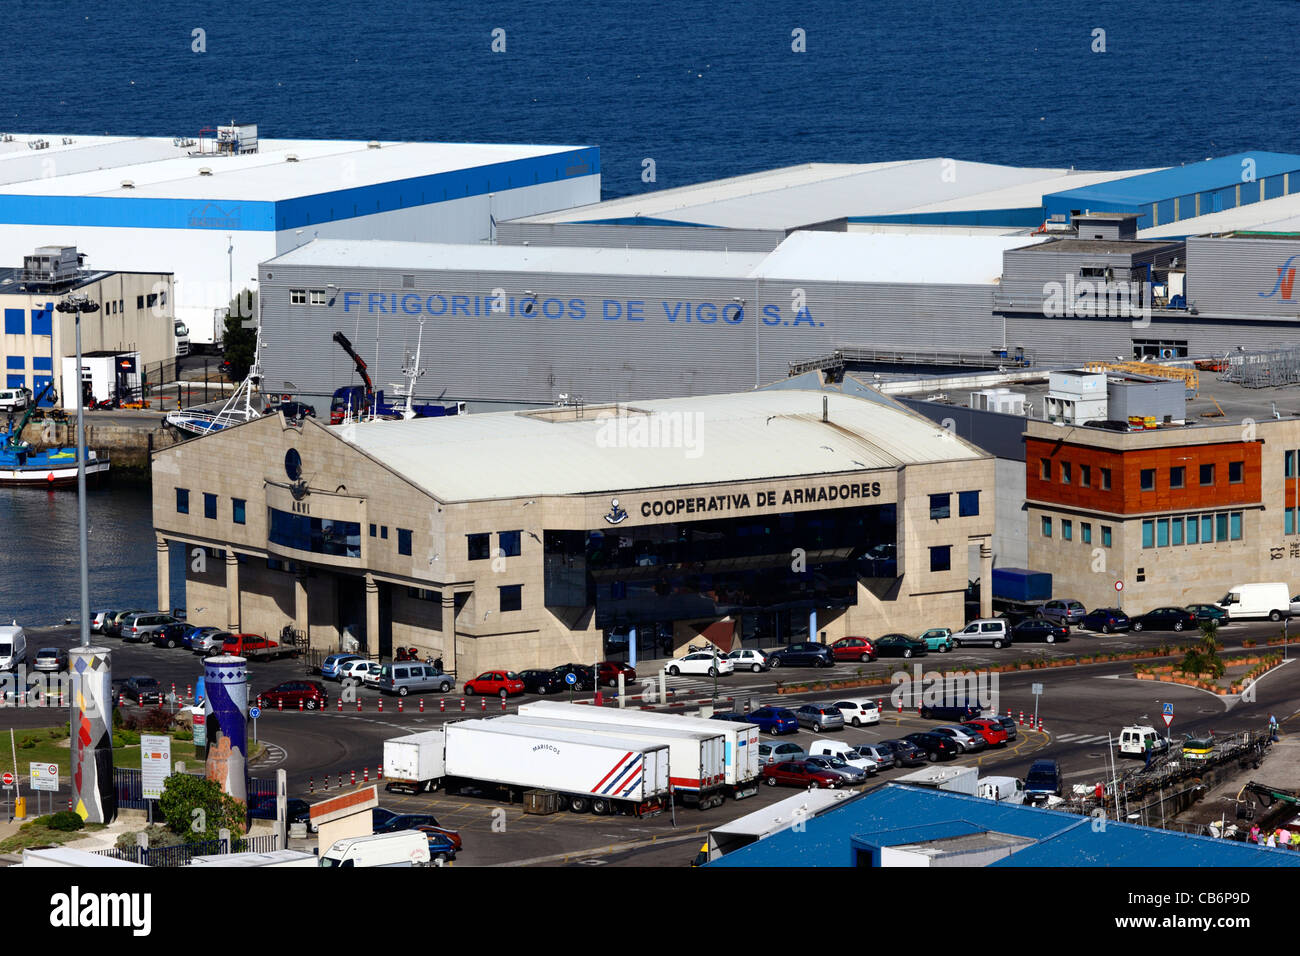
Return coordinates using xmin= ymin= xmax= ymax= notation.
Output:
xmin=1220 ymin=347 xmax=1300 ymax=389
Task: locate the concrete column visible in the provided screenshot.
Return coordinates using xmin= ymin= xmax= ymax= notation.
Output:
xmin=365 ymin=573 xmax=380 ymax=655
xmin=155 ymin=535 xmax=170 ymax=614
xmin=225 ymin=550 xmax=240 ymax=633
xmin=294 ymin=569 xmax=309 ymax=644
xmin=69 ymin=646 xmax=115 ymax=824
xmin=980 ymin=541 xmax=994 ymax=619
xmin=441 ymin=591 xmax=457 ymax=674
xmin=628 ymin=627 xmax=637 ymax=668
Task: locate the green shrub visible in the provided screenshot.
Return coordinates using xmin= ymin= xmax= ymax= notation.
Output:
xmin=173 ymin=728 xmax=193 ymax=742
xmin=47 ymin=811 xmax=84 ymax=832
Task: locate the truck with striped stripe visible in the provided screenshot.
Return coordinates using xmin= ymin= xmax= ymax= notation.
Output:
xmin=383 ymin=720 xmax=671 ymax=816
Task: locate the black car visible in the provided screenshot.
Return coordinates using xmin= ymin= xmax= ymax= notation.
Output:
xmin=249 ymin=797 xmax=316 ymax=831
xmin=1023 ymin=759 xmax=1063 ymax=804
xmin=150 ymin=621 xmax=190 ymax=649
xmin=1131 ymin=606 xmax=1197 ymax=632
xmin=766 ymin=642 xmax=835 ymax=668
xmin=117 ymin=676 xmax=162 ymax=705
xmin=372 ymin=810 xmax=442 ymax=834
xmin=518 ymin=668 xmax=568 ymax=695
xmin=271 ymin=401 xmax=316 ymax=422
xmin=904 ymin=732 xmax=959 ymax=762
xmin=1080 ymin=607 xmax=1131 ymax=633
xmin=551 ymin=663 xmax=596 ymax=691
xmin=1011 ymin=619 xmax=1069 ymax=643
xmin=918 ymin=701 xmax=981 ymax=722
xmin=878 ymin=738 xmax=928 ymax=767
xmin=872 ymin=633 xmax=929 ymax=658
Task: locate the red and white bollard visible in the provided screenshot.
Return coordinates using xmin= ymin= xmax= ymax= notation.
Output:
xmin=277 ymin=698 xmax=283 ymax=712
xmin=338 ymin=773 xmax=344 ymax=789
xmin=460 ymin=698 xmax=465 ymax=712
xmin=187 ymin=685 xmax=193 ymax=703
xmin=19 ymin=692 xmax=25 ymax=707
xmin=500 ymin=697 xmax=507 ymax=711
xmin=377 ymin=766 xmax=383 ymax=781
xmin=897 ymin=698 xmax=903 ymax=714
xmin=363 ymin=767 xmax=369 ymax=783
xmin=420 ymin=699 xmax=426 ymax=713
xmin=1019 ymin=710 xmax=1024 ymax=725
xmin=377 ymin=698 xmax=383 ymax=712
xmin=298 ymin=698 xmax=304 ymax=712
xmin=118 ymin=692 xmax=124 ymax=708
xmin=356 ymin=698 xmax=362 ymax=712
xmin=397 ymin=698 xmax=403 ymax=713
xmin=337 ymin=697 xmax=343 ymax=712
xmin=350 ymin=770 xmax=356 ymax=786
xmin=67 ymin=799 xmax=73 ymax=811
xmin=309 ymin=777 xmax=313 ymax=794
xmin=480 ymin=697 xmax=486 ymax=712
xmin=1037 ymin=718 xmax=1044 ymax=732
xmin=257 ymin=696 xmax=263 ymax=710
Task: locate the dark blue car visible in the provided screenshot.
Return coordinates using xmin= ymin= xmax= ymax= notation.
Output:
xmin=182 ymin=624 xmax=224 ymax=650
xmin=741 ymin=706 xmax=799 ymax=736
xmin=1080 ymin=607 xmax=1130 ymax=634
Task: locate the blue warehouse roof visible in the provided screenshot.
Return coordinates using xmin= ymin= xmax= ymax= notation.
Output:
xmin=706 ymin=784 xmax=1300 ymax=868
xmin=1045 ymin=152 xmax=1300 ymax=209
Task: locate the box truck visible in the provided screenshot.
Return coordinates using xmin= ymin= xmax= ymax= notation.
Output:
xmin=516 ymin=699 xmax=762 ymax=800
xmin=498 ymin=713 xmax=728 ymax=809
xmin=384 ymin=729 xmax=447 ymax=794
xmin=1216 ymin=582 xmax=1291 ymax=622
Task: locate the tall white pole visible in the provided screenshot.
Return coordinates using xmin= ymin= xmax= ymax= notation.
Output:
xmin=76 ymin=308 xmax=88 ymax=645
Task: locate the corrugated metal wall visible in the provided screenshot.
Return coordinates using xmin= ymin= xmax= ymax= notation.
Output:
xmin=497 ymin=222 xmax=787 ymax=252
xmin=1186 ymin=236 xmax=1300 ymax=316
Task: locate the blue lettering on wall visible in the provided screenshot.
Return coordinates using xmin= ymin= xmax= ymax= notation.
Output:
xmin=697 ymin=302 xmax=718 ymax=324
xmin=543 ymin=297 xmax=565 ymax=319
xmin=762 ymin=304 xmax=782 ymax=325
xmin=401 ymin=294 xmax=421 ymax=315
xmin=451 ymin=295 xmax=471 ymax=316
xmin=663 ymin=302 xmax=685 ymax=322
xmin=723 ymin=303 xmax=743 ymax=324
xmin=627 ymin=300 xmax=644 ymax=322
xmin=603 ymin=299 xmax=622 ymax=320
xmin=568 ymin=298 xmax=586 ymax=319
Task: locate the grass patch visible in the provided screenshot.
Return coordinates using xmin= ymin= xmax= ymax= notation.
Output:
xmin=0 ymin=727 xmax=262 ymax=782
xmin=0 ymin=819 xmax=105 ymax=854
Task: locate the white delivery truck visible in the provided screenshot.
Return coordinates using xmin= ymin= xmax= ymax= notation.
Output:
xmin=384 ymin=729 xmax=447 ymax=794
xmin=319 ymin=831 xmax=430 ymax=868
xmin=498 ymin=713 xmax=728 ymax=810
xmin=1217 ymin=582 xmax=1291 ymax=622
xmin=515 ymin=699 xmax=761 ymax=800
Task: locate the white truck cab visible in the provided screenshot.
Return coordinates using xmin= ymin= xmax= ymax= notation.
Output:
xmin=1119 ymin=725 xmax=1169 ymax=758
xmin=0 ymin=625 xmax=27 ymax=671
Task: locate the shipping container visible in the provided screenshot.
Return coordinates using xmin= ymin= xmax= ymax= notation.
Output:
xmin=991 ymin=567 xmax=1053 ymax=603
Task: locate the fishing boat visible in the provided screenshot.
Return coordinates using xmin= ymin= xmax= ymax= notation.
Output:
xmin=0 ymin=383 xmax=110 ymax=487
xmin=165 ymin=324 xmax=265 ymax=438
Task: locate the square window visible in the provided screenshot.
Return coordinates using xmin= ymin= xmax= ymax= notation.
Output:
xmin=498 ymin=530 xmax=522 ymax=557
xmin=958 ymin=490 xmax=979 ymax=517
xmin=1101 ymin=525 xmax=1112 ymax=548
xmin=1200 ymin=463 xmax=1215 ymax=486
xmin=1062 ymin=519 xmax=1073 ymax=541
xmin=1040 ymin=458 xmax=1051 ymax=481
xmin=1079 ymin=465 xmax=1091 ymax=488
xmin=1136 ymin=567 xmax=1146 ymax=584
xmin=176 ymin=488 xmax=189 ymax=515
xmin=467 ymin=533 xmax=490 ymax=561
xmin=1081 ymin=522 xmax=1092 ymax=544
xmin=499 ymin=584 xmax=523 ymax=613
xmin=1041 ymin=517 xmax=1052 ymax=538
xmin=232 ymin=498 xmax=246 ymax=525
xmin=1140 ymin=468 xmax=1155 ymax=492
xmin=290 ymin=289 xmax=306 ymax=304
xmin=929 ymin=545 xmax=951 ymax=573
xmin=309 ymin=289 xmax=326 ymax=305
xmin=398 ymin=528 xmax=412 ymax=556
xmin=1169 ymin=466 xmax=1184 ymax=489
xmin=929 ymin=493 xmax=951 ymax=520
xmin=203 ymin=493 xmax=217 ymax=519
xmin=1100 ymin=467 xmax=1112 ymax=490
xmin=1229 ymin=461 xmax=1244 ymax=484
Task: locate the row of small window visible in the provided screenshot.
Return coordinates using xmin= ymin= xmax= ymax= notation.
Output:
xmin=1040 ymin=460 xmax=1112 ymax=488
xmin=289 ymin=289 xmax=328 ymax=305
xmin=369 ymin=524 xmax=413 ymax=556
xmin=133 ymin=292 xmax=164 ymax=310
xmin=417 ymin=584 xmax=521 ymax=612
xmin=928 ymin=491 xmax=980 ymax=520
xmin=1141 ymin=512 xmax=1244 ymax=548
xmin=1140 ymin=462 xmax=1242 ymax=491
xmin=177 ymin=489 xmax=246 ymax=524
xmin=1041 ymin=517 xmax=1114 ymax=547
xmin=468 ymin=531 xmax=521 ymax=560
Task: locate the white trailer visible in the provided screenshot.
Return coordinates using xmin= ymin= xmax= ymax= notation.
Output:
xmin=60 ymin=352 xmax=141 ymax=408
xmin=515 ymin=700 xmax=761 ymax=800
xmin=383 ymin=729 xmax=447 ymax=794
xmin=184 ymin=849 xmax=318 ymax=867
xmin=498 ymin=713 xmax=728 ymax=810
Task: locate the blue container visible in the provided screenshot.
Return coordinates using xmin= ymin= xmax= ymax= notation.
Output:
xmin=991 ymin=567 xmax=1052 ymax=603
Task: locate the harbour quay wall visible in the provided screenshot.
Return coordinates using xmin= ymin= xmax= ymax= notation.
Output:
xmin=21 ymin=414 xmax=181 ymax=473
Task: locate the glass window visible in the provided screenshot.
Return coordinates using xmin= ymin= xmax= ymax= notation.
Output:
xmin=1142 ymin=520 xmax=1154 ymax=549
xmin=203 ymin=492 xmax=217 ymax=520
xmin=929 ymin=545 xmax=951 ymax=572
xmin=1171 ymin=517 xmax=1183 ymax=546
xmin=467 ymin=533 xmax=490 ymax=561
xmin=1079 ymin=465 xmax=1091 ymax=488
xmin=1061 ymin=462 xmax=1072 ymax=485
xmin=1187 ymin=516 xmax=1199 ymax=544
xmin=1041 ymin=517 xmax=1052 ymax=538
xmin=1140 ymin=469 xmax=1155 ymax=492
xmin=1081 ymin=522 xmax=1092 ymax=544
xmin=397 ymin=528 xmax=412 ymax=556
xmin=499 ymin=530 xmax=522 ymax=557
xmin=1169 ymin=466 xmax=1184 ymax=489
xmin=1156 ymin=518 xmax=1169 ymax=547
xmin=1062 ymin=519 xmax=1073 ymax=541
xmin=176 ymin=488 xmax=189 ymax=514
xmin=1287 ymin=450 xmax=1296 ymax=479
xmin=1201 ymin=514 xmax=1213 ymax=541
xmin=1215 ymin=512 xmax=1228 ymax=541
xmin=499 ymin=584 xmax=523 ymax=613
xmin=958 ymin=491 xmax=979 ymax=517
xmin=1100 ymin=467 xmax=1111 ymax=490
xmin=369 ymin=524 xmax=376 ymax=537
xmin=1200 ymin=463 xmax=1215 ymax=486
xmin=1288 ymin=509 xmax=1296 ymax=536
xmin=290 ymin=289 xmax=306 ymax=304
xmin=1230 ymin=512 xmax=1243 ymax=540
xmin=267 ymin=509 xmax=361 ymax=558
xmin=1229 ymin=461 xmax=1244 ymax=484
xmin=232 ymin=498 xmax=246 ymax=525
xmin=381 ymin=526 xmax=388 ymax=540
xmin=1102 ymin=525 xmax=1112 ymax=548
xmin=309 ymin=289 xmax=326 ymax=305
xmin=1040 ymin=458 xmax=1051 ymax=480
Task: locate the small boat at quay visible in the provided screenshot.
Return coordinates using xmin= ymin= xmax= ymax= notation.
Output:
xmin=0 ymin=382 xmax=110 ymax=487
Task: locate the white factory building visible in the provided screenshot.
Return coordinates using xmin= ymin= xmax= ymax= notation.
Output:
xmin=0 ymin=127 xmax=599 ymax=347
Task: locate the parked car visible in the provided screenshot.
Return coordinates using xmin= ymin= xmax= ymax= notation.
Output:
xmin=794 ymin=703 xmax=845 ymax=732
xmin=872 ymin=633 xmax=928 ymax=658
xmin=1023 ymin=759 xmax=1063 ymax=804
xmin=962 ymin=718 xmax=1010 ymax=747
xmin=1038 ymin=599 xmax=1086 ymax=626
xmin=808 ymin=739 xmax=879 ymax=774
xmin=105 ymin=609 xmax=144 ymax=638
xmin=32 ymin=647 xmax=68 ymax=672
xmin=181 ymin=625 xmax=223 ymax=650
xmin=419 ymin=828 xmax=460 ymax=863
xmin=1131 ymin=607 xmax=1198 ymax=632
xmin=463 ymin=671 xmax=526 ymax=698
xmin=321 ymin=653 xmax=364 ymax=680
xmin=151 ymin=621 xmax=191 ymax=649
xmin=987 ymin=713 xmax=1018 ymax=742
xmin=742 ymin=706 xmax=799 ymax=736
xmin=828 ymin=697 xmax=880 ymax=727
xmin=918 ymin=627 xmax=954 ymax=653
xmin=1080 ymin=607 xmax=1131 ymax=634
xmin=193 ymin=630 xmax=233 ymax=656
xmin=372 ymin=810 xmax=444 ymax=834
xmin=519 ymin=669 xmax=569 ymax=695
xmin=118 ymin=676 xmax=162 ymax=705
xmin=878 ymin=738 xmax=928 ymax=767
xmin=804 ymin=755 xmax=868 ymax=785
xmin=1011 ymin=619 xmax=1069 ymax=643
xmin=360 ymin=662 xmax=384 ymax=687
xmin=122 ymin=612 xmax=180 ymax=643
xmin=249 ymin=796 xmax=316 ymax=831
xmin=954 ymin=618 xmax=1011 ymax=648
xmin=710 ymin=712 xmax=757 ymax=727
xmin=91 ymin=610 xmax=118 ymax=634
xmin=597 ymin=661 xmax=636 ymax=686
xmin=918 ymin=700 xmax=981 ymax=722
xmin=758 ymin=741 xmax=807 ymax=766
xmin=762 ymin=760 xmax=843 ymax=789
xmin=379 ymin=663 xmax=455 ymax=696
xmin=857 ymin=743 xmax=896 ymax=770
xmin=666 ymin=652 xmax=733 ymax=677
xmin=1187 ymin=603 xmax=1230 ymax=625
xmin=904 ymin=732 xmax=960 ymax=761
xmin=765 ymin=642 xmax=835 ymax=668
xmin=725 ymin=648 xmax=769 ymax=672
xmin=829 ymin=636 xmax=875 ymax=662
xmin=552 ymin=663 xmax=596 ymax=691
xmin=337 ymin=659 xmax=374 ymax=683
xmin=932 ymin=725 xmax=987 ymax=753
xmin=260 ymin=680 xmax=327 ymax=710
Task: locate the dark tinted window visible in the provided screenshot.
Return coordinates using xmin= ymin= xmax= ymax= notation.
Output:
xmin=467 ymin=533 xmax=490 ymax=560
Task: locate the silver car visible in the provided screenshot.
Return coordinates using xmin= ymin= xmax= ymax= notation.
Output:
xmin=794 ymin=703 xmax=845 ymax=732
xmin=193 ymin=630 xmax=232 ymax=656
xmin=121 ymin=612 xmax=180 ymax=643
xmin=759 ymin=741 xmax=807 ymax=766
xmin=933 ymin=725 xmax=987 ymax=753
xmin=1040 ymin=599 xmax=1086 ymax=626
xmin=804 ymin=755 xmax=867 ymax=785
xmin=857 ymin=743 xmax=895 ymax=770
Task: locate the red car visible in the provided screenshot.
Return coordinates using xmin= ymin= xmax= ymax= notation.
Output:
xmin=259 ymin=680 xmax=327 ymax=710
xmin=463 ymin=671 xmax=526 ymax=698
xmin=763 ymin=760 xmax=843 ymax=789
xmin=597 ymin=661 xmax=636 ymax=686
xmin=961 ymin=718 xmax=1009 ymax=747
xmin=830 ymin=636 xmax=875 ymax=663
xmin=415 ymin=824 xmax=463 ymax=851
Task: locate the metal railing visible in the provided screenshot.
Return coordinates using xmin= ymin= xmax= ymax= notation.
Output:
xmin=93 ymin=832 xmax=280 ymax=867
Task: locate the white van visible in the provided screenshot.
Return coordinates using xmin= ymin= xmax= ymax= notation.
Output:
xmin=807 ymin=739 xmax=878 ymax=773
xmin=0 ymin=625 xmax=27 ymax=671
xmin=0 ymin=387 xmax=30 ymax=413
xmin=1217 ymin=582 xmax=1291 ymax=622
xmin=954 ymin=618 xmax=1010 ymax=648
xmin=319 ymin=830 xmax=431 ymax=868
xmin=1118 ymin=725 xmax=1169 ymax=759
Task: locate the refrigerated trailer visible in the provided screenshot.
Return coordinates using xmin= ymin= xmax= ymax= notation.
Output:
xmin=515 ymin=700 xmax=762 ymax=800
xmin=497 ymin=713 xmax=728 ymax=810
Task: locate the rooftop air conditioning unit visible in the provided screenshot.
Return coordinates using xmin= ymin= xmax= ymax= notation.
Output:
xmin=198 ymin=167 xmax=212 ymax=176
xmin=285 ymin=154 xmax=299 ymax=162
xmin=120 ymin=179 xmax=135 ymax=189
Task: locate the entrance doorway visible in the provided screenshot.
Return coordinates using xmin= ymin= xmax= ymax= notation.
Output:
xmin=336 ymin=576 xmax=366 ymax=652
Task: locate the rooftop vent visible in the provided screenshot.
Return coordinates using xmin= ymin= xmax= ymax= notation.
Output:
xmin=120 ymin=179 xmax=135 ymax=189
xmin=61 ymin=137 xmax=73 ymax=145
xmin=285 ymin=153 xmax=299 ymax=163
xmin=0 ymin=134 xmax=12 ymax=142
xmin=27 ymin=139 xmax=48 ymax=150
xmin=198 ymin=167 xmax=212 ymax=176
xmin=173 ymin=136 xmax=196 ymax=149
xmin=367 ymin=140 xmax=381 ymax=149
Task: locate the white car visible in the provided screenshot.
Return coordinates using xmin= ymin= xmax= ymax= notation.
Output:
xmin=827 ymin=697 xmax=880 ymax=727
xmin=360 ymin=662 xmax=383 ymax=687
xmin=725 ymin=648 xmax=769 ymax=673
xmin=338 ymin=659 xmax=374 ymax=682
xmin=808 ymin=739 xmax=879 ymax=774
xmin=1290 ymin=594 xmax=1300 ymax=617
xmin=666 ymin=652 xmax=734 ymax=677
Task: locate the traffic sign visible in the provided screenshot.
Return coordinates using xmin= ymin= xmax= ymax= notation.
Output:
xmin=30 ymin=763 xmax=57 ymax=792
xmin=564 ymin=673 xmax=577 ymax=686
xmin=1 ymin=772 xmax=12 ymax=787
xmin=1115 ymin=580 xmax=1124 ymax=592
xmin=140 ymin=735 xmax=171 ymax=800
xmin=249 ymin=706 xmax=262 ymax=719
xmin=1031 ymin=682 xmax=1043 ymax=696
xmin=1162 ymin=702 xmax=1174 ymax=728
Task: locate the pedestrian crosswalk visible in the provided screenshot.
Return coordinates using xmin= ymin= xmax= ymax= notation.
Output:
xmin=1051 ymin=732 xmax=1115 ymax=745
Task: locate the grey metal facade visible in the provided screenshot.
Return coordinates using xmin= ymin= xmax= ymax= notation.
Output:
xmin=996 ymin=240 xmax=1182 ymax=312
xmin=1186 ymin=236 xmax=1300 ymax=318
xmin=1107 ymin=379 xmax=1185 ymax=423
xmin=497 ymin=222 xmax=789 ymax=252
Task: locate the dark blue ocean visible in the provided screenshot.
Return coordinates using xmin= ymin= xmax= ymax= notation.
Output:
xmin=0 ymin=1 xmax=1293 ymax=621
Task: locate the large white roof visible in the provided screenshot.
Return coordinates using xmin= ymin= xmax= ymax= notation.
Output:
xmin=0 ymin=134 xmax=584 ymax=201
xmin=268 ymin=238 xmax=766 ymax=278
xmin=750 ymin=230 xmax=1049 ymax=285
xmin=333 ymin=388 xmax=984 ymax=502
